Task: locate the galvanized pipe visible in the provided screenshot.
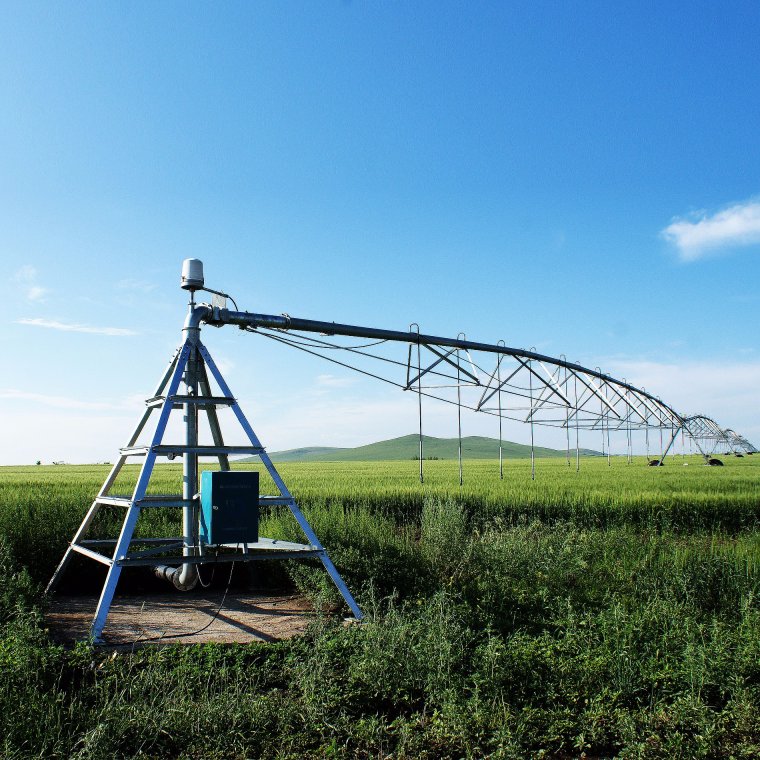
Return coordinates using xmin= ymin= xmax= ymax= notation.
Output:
xmin=212 ymin=308 xmax=684 ymax=425
xmin=173 ymin=303 xmax=212 ymax=590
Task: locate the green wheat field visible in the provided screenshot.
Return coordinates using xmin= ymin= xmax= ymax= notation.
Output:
xmin=1 ymin=455 xmax=760 ymax=758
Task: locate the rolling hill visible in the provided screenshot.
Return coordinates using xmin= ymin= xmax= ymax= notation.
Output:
xmin=245 ymin=434 xmax=602 ymax=463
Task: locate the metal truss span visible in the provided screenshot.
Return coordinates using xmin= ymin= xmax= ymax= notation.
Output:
xmin=204 ymin=306 xmax=755 ymax=461
xmin=683 ymin=416 xmax=758 ymax=457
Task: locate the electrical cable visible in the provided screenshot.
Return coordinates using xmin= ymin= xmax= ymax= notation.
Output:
xmin=258 ymin=328 xmax=389 ymax=351
xmin=131 ymin=549 xmax=236 ymax=645
xmin=258 ymin=330 xmax=407 ymax=389
xmin=259 ymin=327 xmax=498 ymax=386
xmin=196 ymin=549 xmax=218 ymax=589
xmin=200 ymin=287 xmax=239 ymax=311
xmin=249 ymin=321 xmax=682 ymax=438
xmin=265 ymin=326 xmax=654 ymax=431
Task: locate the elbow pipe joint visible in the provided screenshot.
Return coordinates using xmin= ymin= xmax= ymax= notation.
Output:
xmin=153 ymin=564 xmax=198 ymax=591
xmin=183 ymin=304 xmax=212 ymax=333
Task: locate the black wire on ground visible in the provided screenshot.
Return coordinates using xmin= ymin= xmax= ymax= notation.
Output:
xmin=130 ymin=550 xmax=236 ymax=645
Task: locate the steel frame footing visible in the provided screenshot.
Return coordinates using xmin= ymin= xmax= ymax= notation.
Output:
xmin=46 ymin=335 xmax=363 ymax=644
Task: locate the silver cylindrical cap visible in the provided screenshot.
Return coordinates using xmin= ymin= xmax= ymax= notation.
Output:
xmin=181 ymin=258 xmax=204 ymax=291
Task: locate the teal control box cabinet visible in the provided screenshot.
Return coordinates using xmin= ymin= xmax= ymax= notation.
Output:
xmin=200 ymin=470 xmax=259 ymax=545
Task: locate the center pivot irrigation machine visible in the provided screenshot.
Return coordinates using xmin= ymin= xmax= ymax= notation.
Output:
xmin=47 ymin=260 xmax=756 ymax=642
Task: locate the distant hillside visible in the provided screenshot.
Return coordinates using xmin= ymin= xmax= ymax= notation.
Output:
xmin=245 ymin=434 xmax=602 ymax=463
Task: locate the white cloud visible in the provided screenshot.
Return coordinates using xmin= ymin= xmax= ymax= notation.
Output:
xmin=13 ymin=265 xmax=50 ymax=302
xmin=662 ymin=199 xmax=760 ymax=261
xmin=605 ymin=358 xmax=760 ymax=440
xmin=16 ymin=318 xmax=137 ymax=336
xmin=26 ymin=286 xmax=48 ymax=301
xmin=0 ymin=389 xmax=118 ymax=410
xmin=315 ymin=373 xmax=357 ymax=388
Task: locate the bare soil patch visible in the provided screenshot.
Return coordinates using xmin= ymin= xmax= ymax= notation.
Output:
xmin=46 ymin=591 xmax=316 ymax=648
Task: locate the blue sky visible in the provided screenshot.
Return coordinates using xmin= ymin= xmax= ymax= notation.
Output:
xmin=1 ymin=1 xmax=759 ymax=463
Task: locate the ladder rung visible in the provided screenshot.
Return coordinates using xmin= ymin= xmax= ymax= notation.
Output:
xmin=241 ymin=537 xmax=316 ymax=551
xmin=144 ymin=398 xmax=183 ymax=410
xmin=145 ymin=395 xmax=236 ymax=408
xmin=71 ymin=544 xmax=113 ymax=566
xmin=120 ymin=446 xmax=151 ymax=456
xmin=99 ymin=494 xmax=288 ymax=508
xmin=153 ymin=445 xmax=264 ymax=456
xmin=80 ymin=538 xmax=183 ymax=546
xmin=97 ymin=495 xmax=194 ymax=508
xmin=140 ymin=496 xmax=194 ymax=508
xmin=173 ymin=395 xmax=237 ymax=406
xmin=120 ymin=445 xmax=264 ymax=457
xmin=96 ymin=496 xmax=132 ymax=507
xmin=115 ymin=547 xmax=322 ymax=567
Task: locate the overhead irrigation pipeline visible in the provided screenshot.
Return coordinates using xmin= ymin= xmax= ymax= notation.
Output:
xmin=194 ymin=304 xmax=756 ymax=461
xmin=213 ymin=309 xmax=679 ymax=416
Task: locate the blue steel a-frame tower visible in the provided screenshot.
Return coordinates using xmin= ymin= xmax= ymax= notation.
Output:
xmin=46 ymin=296 xmax=363 ymax=643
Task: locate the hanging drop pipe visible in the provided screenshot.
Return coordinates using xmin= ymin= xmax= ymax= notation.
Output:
xmin=645 ymin=424 xmax=650 ymax=461
xmin=411 ymin=324 xmax=424 ymax=484
xmin=659 ymin=424 xmax=664 ymax=464
xmin=606 ymin=415 xmax=611 ymax=467
xmin=498 ymin=341 xmax=505 ymax=480
xmin=595 ymin=369 xmax=609 ymax=466
xmin=624 ymin=381 xmax=632 ymax=465
xmin=604 ymin=379 xmax=611 ymax=467
xmin=561 ymin=356 xmax=570 ymax=468
xmin=456 ymin=334 xmax=465 ymax=487
xmin=529 ymin=350 xmax=536 ymax=481
xmin=595 ymin=368 xmax=611 ymax=467
xmin=596 ymin=368 xmax=605 ymax=459
xmin=574 ymin=370 xmax=580 ymax=473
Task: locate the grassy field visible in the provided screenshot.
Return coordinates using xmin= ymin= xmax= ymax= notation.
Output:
xmin=1 ymin=455 xmax=760 ymax=758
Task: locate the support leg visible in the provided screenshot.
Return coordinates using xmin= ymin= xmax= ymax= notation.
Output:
xmin=199 ymin=362 xmax=230 ymax=471
xmin=47 ymin=348 xmax=183 ymax=596
xmin=90 ymin=505 xmax=141 ymax=642
xmin=199 ymin=342 xmax=364 ymax=620
xmin=90 ymin=345 xmax=191 ymax=640
xmin=46 ymin=499 xmax=100 ymax=594
xmin=317 ymin=551 xmax=364 ymax=620
xmin=658 ymin=426 xmax=682 ymax=465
